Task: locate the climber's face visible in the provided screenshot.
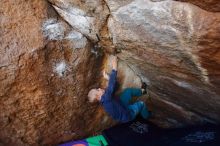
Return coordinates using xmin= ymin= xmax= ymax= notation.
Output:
xmin=96 ymin=88 xmax=105 ymax=101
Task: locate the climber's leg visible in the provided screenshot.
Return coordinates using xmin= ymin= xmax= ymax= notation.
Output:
xmin=119 ymin=88 xmax=142 ymax=107
xmin=128 ymin=101 xmax=150 ymax=120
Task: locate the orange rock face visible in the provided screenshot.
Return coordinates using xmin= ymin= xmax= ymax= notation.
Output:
xmin=176 ymin=0 xmax=220 ymax=12
xmin=0 ymin=0 xmax=220 ymax=145
xmin=0 ymin=0 xmax=106 ymax=145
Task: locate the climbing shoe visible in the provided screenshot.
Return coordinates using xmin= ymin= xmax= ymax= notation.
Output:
xmin=141 ymin=82 xmax=148 ymax=95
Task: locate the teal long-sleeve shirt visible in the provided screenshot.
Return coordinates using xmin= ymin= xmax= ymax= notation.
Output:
xmin=100 ymin=70 xmax=132 ymax=122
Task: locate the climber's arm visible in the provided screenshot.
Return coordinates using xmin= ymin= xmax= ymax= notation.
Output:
xmin=104 ymin=56 xmax=117 ymax=96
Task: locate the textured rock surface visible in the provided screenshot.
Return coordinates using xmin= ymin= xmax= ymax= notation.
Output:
xmin=0 ymin=0 xmax=220 ymax=145
xmin=0 ymin=0 xmax=108 ymax=146
xmin=48 ymin=0 xmax=110 ymax=42
xmin=176 ymin=0 xmax=220 ymax=12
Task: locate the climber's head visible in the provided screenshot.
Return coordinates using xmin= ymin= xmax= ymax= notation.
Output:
xmin=88 ymin=88 xmax=104 ymax=102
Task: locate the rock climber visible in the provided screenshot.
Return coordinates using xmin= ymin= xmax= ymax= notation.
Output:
xmin=88 ymin=56 xmax=151 ymax=123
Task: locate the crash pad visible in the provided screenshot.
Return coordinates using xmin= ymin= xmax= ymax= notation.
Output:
xmin=59 ymin=139 xmax=88 ymax=146
xmin=58 ymin=135 xmax=108 ymax=146
xmin=86 ymin=135 xmax=108 ymax=146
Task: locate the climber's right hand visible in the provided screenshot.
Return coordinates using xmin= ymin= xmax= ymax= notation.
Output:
xmin=111 ymin=56 xmax=117 ymax=70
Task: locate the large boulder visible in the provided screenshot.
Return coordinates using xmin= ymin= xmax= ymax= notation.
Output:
xmin=106 ymin=0 xmax=220 ymax=127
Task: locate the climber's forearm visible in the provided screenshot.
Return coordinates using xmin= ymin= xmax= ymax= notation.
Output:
xmin=105 ymin=69 xmax=117 ymax=94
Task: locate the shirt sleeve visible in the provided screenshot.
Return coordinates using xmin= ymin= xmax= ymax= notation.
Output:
xmin=104 ymin=69 xmax=117 ymax=100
